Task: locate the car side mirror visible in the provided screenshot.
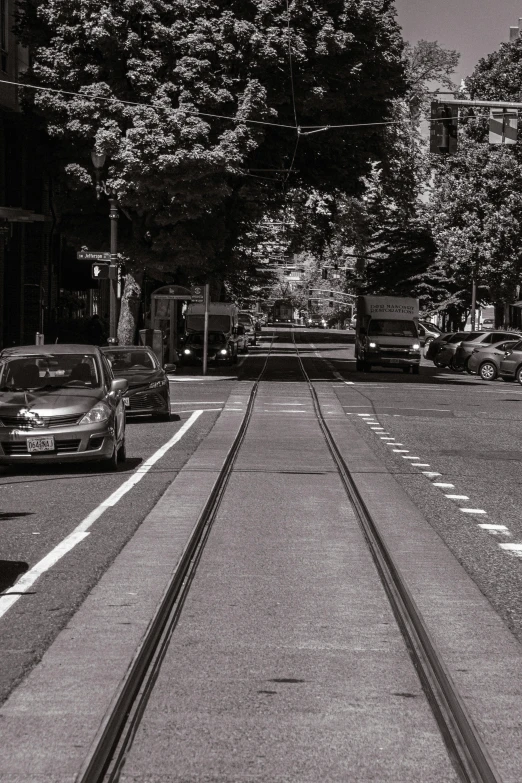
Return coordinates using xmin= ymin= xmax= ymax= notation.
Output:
xmin=164 ymin=363 xmax=177 ymax=373
xmin=110 ymin=378 xmax=128 ymax=394
xmin=504 ymin=351 xmax=512 ymax=357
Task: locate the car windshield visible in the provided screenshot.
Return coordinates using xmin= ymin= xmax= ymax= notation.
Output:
xmin=421 ymin=322 xmax=441 ymax=334
xmin=463 ymin=332 xmax=485 ymax=341
xmin=104 ymin=349 xmax=156 ymax=371
xmin=187 ymin=332 xmax=226 ymax=346
xmin=368 ymin=319 xmax=418 ymax=337
xmin=448 ymin=332 xmax=469 ymax=344
xmin=0 ymin=354 xmax=100 ymax=390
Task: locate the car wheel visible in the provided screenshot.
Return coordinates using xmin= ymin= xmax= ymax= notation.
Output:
xmin=433 ymin=358 xmax=445 ymax=368
xmin=117 ymin=437 xmax=127 ymax=463
xmin=449 ymin=357 xmax=464 ymax=372
xmin=516 ymin=366 xmax=522 ymax=385
xmin=479 ymin=361 xmax=497 ymax=381
xmin=102 ymin=443 xmax=119 ymax=471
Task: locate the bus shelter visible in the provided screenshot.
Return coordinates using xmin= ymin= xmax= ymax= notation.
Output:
xmin=144 ymin=285 xmax=192 ymax=365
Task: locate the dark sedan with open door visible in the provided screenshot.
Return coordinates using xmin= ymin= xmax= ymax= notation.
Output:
xmin=0 ymin=344 xmax=127 ymax=469
xmin=101 ymin=346 xmax=171 ymax=420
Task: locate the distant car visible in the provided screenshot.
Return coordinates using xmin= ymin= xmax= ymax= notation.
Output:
xmin=238 ymin=312 xmax=257 ymax=345
xmin=454 ymin=331 xmax=520 ymax=372
xmin=417 ymin=321 xmax=441 ymax=351
xmin=426 ymin=332 xmax=463 ymax=365
xmin=499 ymin=340 xmax=522 ymax=383
xmin=0 ymin=344 xmax=127 ymax=468
xmin=467 ymin=339 xmax=520 ymax=381
xmin=434 ymin=331 xmax=485 ymax=370
xmin=180 ymin=331 xmax=238 ymax=366
xmin=481 ymin=318 xmax=495 ymax=330
xmin=102 ymin=345 xmax=170 ymax=420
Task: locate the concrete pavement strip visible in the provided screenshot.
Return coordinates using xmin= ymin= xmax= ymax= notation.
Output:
xmin=0 ymin=382 xmax=521 ymax=780
xmin=0 ymin=385 xmax=254 ymax=781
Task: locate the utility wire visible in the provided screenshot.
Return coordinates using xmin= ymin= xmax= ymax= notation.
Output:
xmin=0 ymin=78 xmax=297 ymax=131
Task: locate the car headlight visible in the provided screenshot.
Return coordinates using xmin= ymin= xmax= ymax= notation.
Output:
xmin=411 ymin=343 xmax=420 ymax=351
xmin=184 ymin=349 xmax=192 ymax=355
xmin=149 ymin=379 xmax=166 ymax=389
xmin=220 ymin=349 xmax=228 ymax=355
xmin=79 ymin=402 xmax=111 ymax=425
xmin=369 ymin=342 xmax=377 ymax=348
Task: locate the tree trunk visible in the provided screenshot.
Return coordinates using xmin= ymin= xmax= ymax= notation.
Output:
xmin=117 ymin=269 xmax=143 ymax=345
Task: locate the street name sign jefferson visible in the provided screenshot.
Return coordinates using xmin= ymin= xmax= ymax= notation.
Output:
xmin=77 ymin=250 xmax=111 ymax=261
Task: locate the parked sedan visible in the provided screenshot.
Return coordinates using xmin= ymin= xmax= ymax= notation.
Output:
xmin=425 ymin=332 xmax=455 ymax=363
xmin=499 ymin=340 xmax=522 ymax=383
xmin=0 ymin=344 xmax=127 ymax=468
xmin=102 ymin=345 xmax=171 ymax=420
xmin=455 ymin=331 xmax=520 ymax=372
xmin=467 ymin=339 xmax=520 ymax=380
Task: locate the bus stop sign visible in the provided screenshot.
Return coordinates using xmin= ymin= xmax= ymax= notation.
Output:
xmin=190 ymin=286 xmax=205 ymax=303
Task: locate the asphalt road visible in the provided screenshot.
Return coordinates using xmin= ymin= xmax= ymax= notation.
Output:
xmin=2 ymin=326 xmax=522 ymax=711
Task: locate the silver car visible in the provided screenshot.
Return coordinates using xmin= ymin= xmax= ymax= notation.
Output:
xmin=0 ymin=344 xmax=127 ymax=469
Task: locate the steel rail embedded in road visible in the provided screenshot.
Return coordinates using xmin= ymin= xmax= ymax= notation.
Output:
xmin=292 ymin=330 xmax=501 ymax=783
xmin=75 ymin=334 xmax=277 ymax=783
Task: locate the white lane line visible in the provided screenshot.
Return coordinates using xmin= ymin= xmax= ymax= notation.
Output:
xmin=445 ymin=494 xmax=469 ymax=500
xmin=499 ymin=543 xmax=522 ymax=556
xmin=423 ymin=471 xmax=441 ymax=477
xmin=0 ymin=411 xmax=204 ymax=620
xmin=479 ymin=524 xmax=510 ymax=536
xmin=380 ymin=437 xmax=394 ymax=440
xmin=411 ymin=463 xmax=430 ymax=467
xmin=358 ymin=414 xmax=372 ymax=417
xmin=460 ymin=508 xmax=487 ymax=515
xmin=393 ymin=449 xmax=409 ymax=453
xmin=403 ymin=456 xmax=421 ymax=460
xmin=433 ymin=483 xmax=455 ymax=488
xmin=344 ymin=381 xmax=354 ymax=385
xmin=387 ymin=443 xmax=403 ymax=446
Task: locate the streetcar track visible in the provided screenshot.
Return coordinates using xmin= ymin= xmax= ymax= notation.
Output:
xmin=293 ymin=330 xmax=501 ymax=783
xmin=78 ymin=330 xmax=502 ymax=783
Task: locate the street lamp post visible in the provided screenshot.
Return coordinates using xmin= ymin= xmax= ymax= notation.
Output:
xmin=91 ymin=151 xmax=119 ymax=343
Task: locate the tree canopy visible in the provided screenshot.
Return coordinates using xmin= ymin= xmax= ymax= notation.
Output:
xmin=17 ymin=0 xmax=407 ymax=283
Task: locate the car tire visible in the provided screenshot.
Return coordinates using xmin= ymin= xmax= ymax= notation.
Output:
xmin=117 ymin=437 xmax=127 ymax=463
xmin=102 ymin=443 xmax=119 ymax=471
xmin=479 ymin=361 xmax=497 ymax=381
xmin=516 ymin=366 xmax=522 ymax=385
xmin=433 ymin=358 xmax=445 ymax=368
xmin=449 ymin=357 xmax=464 ymax=372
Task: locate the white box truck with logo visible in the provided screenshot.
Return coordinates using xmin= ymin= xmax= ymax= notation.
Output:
xmin=355 ymin=296 xmax=421 ymax=374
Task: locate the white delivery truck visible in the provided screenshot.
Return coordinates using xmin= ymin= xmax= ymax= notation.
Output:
xmin=183 ymin=302 xmax=246 ymax=362
xmin=355 ymin=296 xmax=421 ymax=374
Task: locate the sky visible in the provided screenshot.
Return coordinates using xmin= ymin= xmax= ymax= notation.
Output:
xmin=395 ymin=0 xmax=522 ymax=84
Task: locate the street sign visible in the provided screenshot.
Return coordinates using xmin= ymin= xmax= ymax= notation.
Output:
xmin=190 ymin=285 xmax=205 ymax=304
xmin=78 ymin=250 xmax=111 ymax=261
xmin=92 ymin=263 xmax=117 ymax=280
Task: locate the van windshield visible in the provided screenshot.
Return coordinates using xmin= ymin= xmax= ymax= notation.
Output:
xmin=368 ymin=319 xmax=417 ymax=337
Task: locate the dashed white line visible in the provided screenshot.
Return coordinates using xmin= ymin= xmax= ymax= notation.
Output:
xmin=460 ymin=508 xmax=487 ymax=515
xmin=479 ymin=524 xmax=511 ymax=536
xmin=403 ymin=456 xmax=421 ymax=460
xmin=445 ymin=495 xmax=470 ymax=500
xmin=433 ymin=483 xmax=455 ymax=488
xmin=0 ymin=410 xmax=204 ymax=620
xmin=499 ymin=543 xmax=522 ymax=556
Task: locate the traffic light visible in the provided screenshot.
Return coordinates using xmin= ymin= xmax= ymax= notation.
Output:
xmin=489 ymin=109 xmax=518 ymax=145
xmin=329 ymin=291 xmax=334 ymax=307
xmin=321 ymin=268 xmax=328 ymax=279
xmin=92 ymin=263 xmax=117 ymax=280
xmin=430 ymin=102 xmax=458 ymax=154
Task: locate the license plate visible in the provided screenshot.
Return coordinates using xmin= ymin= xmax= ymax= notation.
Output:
xmin=27 ymin=436 xmax=55 ymax=453
xmin=123 ymin=397 xmax=130 ymax=407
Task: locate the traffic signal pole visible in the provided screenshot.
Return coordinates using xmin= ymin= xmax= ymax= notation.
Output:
xmin=109 ymin=198 xmax=119 ymax=342
xmin=202 ymin=284 xmax=210 ymax=376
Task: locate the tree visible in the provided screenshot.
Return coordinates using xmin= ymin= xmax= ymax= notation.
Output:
xmin=16 ymin=0 xmax=407 ymax=341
